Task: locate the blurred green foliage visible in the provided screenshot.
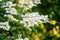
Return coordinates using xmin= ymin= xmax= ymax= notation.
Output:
xmin=0 ymin=0 xmax=60 ymax=40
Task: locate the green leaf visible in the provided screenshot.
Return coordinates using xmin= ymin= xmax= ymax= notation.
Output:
xmin=3 ymin=38 xmax=10 ymax=40
xmin=0 ymin=16 xmax=8 ymax=22
xmin=22 ymin=31 xmax=26 ymax=38
xmin=31 ymin=27 xmax=38 ymax=34
xmin=49 ymin=14 xmax=53 ymax=19
xmin=12 ymin=32 xmax=18 ymax=39
xmin=2 ymin=0 xmax=8 ymax=2
xmin=57 ymin=10 xmax=60 ymax=16
xmin=0 ymin=34 xmax=10 ymax=40
xmin=9 ymin=21 xmax=20 ymax=26
xmin=0 ymin=34 xmax=5 ymax=39
xmin=10 ymin=26 xmax=17 ymax=31
xmin=15 ymin=6 xmax=23 ymax=13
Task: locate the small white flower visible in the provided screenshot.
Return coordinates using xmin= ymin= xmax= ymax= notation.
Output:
xmin=16 ymin=34 xmax=23 ymax=40
xmin=33 ymin=0 xmax=41 ymax=4
xmin=5 ymin=8 xmax=17 ymax=15
xmin=0 ymin=26 xmax=2 ymax=28
xmin=16 ymin=38 xmax=24 ymax=40
xmin=10 ymin=8 xmax=17 ymax=14
xmin=24 ymin=38 xmax=29 ymax=40
xmin=0 ymin=22 xmax=10 ymax=31
xmin=4 ymin=15 xmax=18 ymax=22
xmin=0 ymin=22 xmax=8 ymax=25
xmin=23 ymin=6 xmax=29 ymax=11
xmin=4 ymin=14 xmax=13 ymax=19
xmin=2 ymin=25 xmax=10 ymax=31
xmin=16 ymin=34 xmax=30 ymax=40
xmin=6 ymin=1 xmax=16 ymax=7
xmin=27 ymin=1 xmax=36 ymax=8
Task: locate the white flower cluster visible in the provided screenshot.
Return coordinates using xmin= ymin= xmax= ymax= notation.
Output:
xmin=19 ymin=0 xmax=41 ymax=4
xmin=4 ymin=14 xmax=18 ymax=22
xmin=5 ymin=1 xmax=17 ymax=15
xmin=3 ymin=1 xmax=18 ymax=22
xmin=18 ymin=0 xmax=41 ymax=10
xmin=0 ymin=22 xmax=10 ymax=31
xmin=16 ymin=34 xmax=29 ymax=40
xmin=20 ymin=12 xmax=49 ymax=28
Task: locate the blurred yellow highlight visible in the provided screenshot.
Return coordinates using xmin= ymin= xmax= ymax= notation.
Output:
xmin=53 ymin=28 xmax=58 ymax=35
xmin=40 ymin=23 xmax=46 ymax=33
xmin=49 ymin=20 xmax=57 ymax=25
